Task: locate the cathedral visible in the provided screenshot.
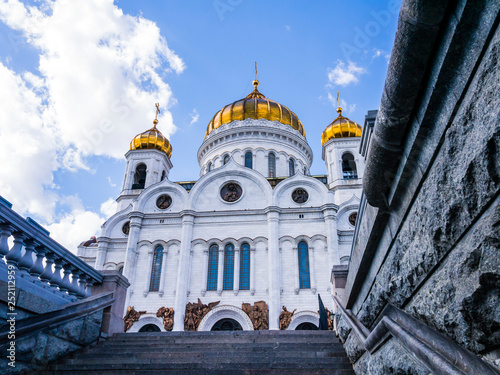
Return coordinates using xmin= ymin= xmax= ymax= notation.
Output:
xmin=77 ymin=76 xmax=365 ymax=333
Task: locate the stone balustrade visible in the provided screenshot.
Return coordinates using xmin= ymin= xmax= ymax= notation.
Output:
xmin=0 ymin=195 xmax=103 ymax=302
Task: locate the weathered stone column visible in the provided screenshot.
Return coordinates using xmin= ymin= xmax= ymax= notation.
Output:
xmin=159 ymin=248 xmax=168 ymax=297
xmin=172 ymin=210 xmax=195 ymax=331
xmin=293 ymin=245 xmax=300 ymax=294
xmin=233 ymin=245 xmax=240 ymax=295
xmin=122 ymin=213 xmax=144 ymax=281
xmin=201 ymin=248 xmax=208 ymax=296
xmin=322 ymin=206 xmax=340 ymax=267
xmin=309 ymin=245 xmax=317 ymax=294
xmin=217 ymin=246 xmax=224 ymax=294
xmin=95 ymin=237 xmax=110 ymax=270
xmin=266 ymin=207 xmax=281 ymax=330
xmin=143 ymin=248 xmax=154 ymax=296
xmin=250 ymin=246 xmax=256 ymax=295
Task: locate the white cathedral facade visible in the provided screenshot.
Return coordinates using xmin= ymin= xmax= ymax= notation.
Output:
xmin=78 ymin=78 xmax=364 ymax=332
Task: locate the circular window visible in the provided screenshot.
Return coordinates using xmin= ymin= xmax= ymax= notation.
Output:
xmin=156 ymin=194 xmax=172 ymax=210
xmin=292 ymin=188 xmax=309 ymax=204
xmin=349 ymin=212 xmax=358 ymax=226
xmin=220 ymin=183 xmax=242 ymax=203
xmin=122 ymin=221 xmax=130 ymax=235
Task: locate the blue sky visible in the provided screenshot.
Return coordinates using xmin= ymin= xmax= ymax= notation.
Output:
xmin=0 ymin=0 xmax=400 ymax=250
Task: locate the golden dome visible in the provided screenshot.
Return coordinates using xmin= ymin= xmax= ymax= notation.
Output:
xmin=130 ymin=111 xmax=173 ymax=158
xmin=321 ymin=106 xmax=362 ymax=145
xmin=205 ymin=80 xmax=305 ymax=138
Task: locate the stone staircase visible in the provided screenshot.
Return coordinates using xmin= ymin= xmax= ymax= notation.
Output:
xmin=38 ymin=330 xmax=355 ymax=374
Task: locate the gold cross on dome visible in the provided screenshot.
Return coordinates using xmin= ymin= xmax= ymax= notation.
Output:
xmin=155 ymin=103 xmax=160 ymax=120
xmin=255 ymin=61 xmax=257 ymax=81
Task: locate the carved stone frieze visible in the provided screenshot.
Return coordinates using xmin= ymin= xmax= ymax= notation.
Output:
xmin=184 ymin=299 xmax=220 ymax=331
xmin=123 ymin=306 xmax=146 ymax=332
xmin=156 ymin=307 xmax=174 ymax=331
xmin=242 ymin=301 xmax=269 ymax=330
xmin=279 ymin=306 xmax=296 ymax=330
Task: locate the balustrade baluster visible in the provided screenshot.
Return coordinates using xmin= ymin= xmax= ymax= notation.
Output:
xmin=49 ymin=258 xmax=64 ymax=293
xmin=5 ymin=232 xmax=28 ymax=268
xmin=77 ymin=274 xmax=88 ymax=298
xmin=39 ymin=251 xmax=56 ymax=289
xmin=17 ymin=238 xmax=36 ymax=277
xmin=69 ymin=270 xmax=82 ymax=298
xmin=0 ymin=224 xmax=13 ymax=262
xmin=85 ymin=277 xmax=94 ymax=297
xmin=59 ymin=263 xmax=74 ymax=299
xmin=29 ymin=246 xmax=47 ymax=284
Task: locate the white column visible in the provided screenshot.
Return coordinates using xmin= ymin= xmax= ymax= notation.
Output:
xmin=309 ymin=245 xmax=317 ymax=294
xmin=293 ymin=245 xmax=299 ymax=294
xmin=233 ymin=246 xmax=240 ymax=295
xmin=250 ymin=247 xmax=256 ymax=295
xmin=173 ymin=211 xmax=195 ymax=331
xmin=159 ymin=248 xmax=168 ymax=297
xmin=266 ymin=207 xmax=281 ymax=330
xmin=95 ymin=237 xmax=110 ymax=270
xmin=217 ymin=246 xmax=224 ymax=295
xmin=143 ymin=249 xmax=154 ymax=297
xmin=201 ymin=249 xmax=208 ymax=296
xmin=323 ymin=206 xmax=340 ymax=267
xmin=122 ymin=213 xmax=144 ymax=281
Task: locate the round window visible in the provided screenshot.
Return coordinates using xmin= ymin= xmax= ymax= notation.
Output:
xmin=156 ymin=194 xmax=172 ymax=210
xmin=292 ymin=188 xmax=309 ymax=204
xmin=220 ymin=183 xmax=242 ymax=202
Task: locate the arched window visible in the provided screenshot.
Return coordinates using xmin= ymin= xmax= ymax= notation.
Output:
xmin=342 ymin=153 xmax=358 ymax=179
xmin=303 ymin=166 xmax=307 ymax=175
xmin=161 ymin=170 xmax=166 ymax=181
xmin=223 ymin=244 xmax=235 ymax=290
xmin=298 ymin=241 xmax=311 ymax=289
xmin=132 ymin=163 xmax=147 ymax=189
xmin=268 ymin=152 xmax=276 ymax=177
xmin=245 ymin=151 xmax=253 ymax=169
xmin=207 ymin=244 xmax=219 ymax=291
xmin=289 ymin=158 xmax=295 ymax=176
xmin=207 ymin=162 xmax=212 ymax=172
xmin=223 ymin=154 xmax=230 ymax=165
xmin=149 ymin=245 xmax=164 ymax=292
xmin=239 ymin=243 xmax=250 ymax=290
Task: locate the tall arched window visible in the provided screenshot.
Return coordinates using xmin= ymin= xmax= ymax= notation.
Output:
xmin=223 ymin=244 xmax=235 ymax=290
xmin=207 ymin=244 xmax=219 ymax=291
xmin=132 ymin=163 xmax=147 ymax=189
xmin=268 ymin=152 xmax=276 ymax=177
xmin=289 ymin=158 xmax=295 ymax=176
xmin=149 ymin=245 xmax=164 ymax=292
xmin=239 ymin=243 xmax=250 ymax=290
xmin=298 ymin=241 xmax=311 ymax=289
xmin=245 ymin=152 xmax=253 ymax=169
xmin=223 ymin=154 xmax=230 ymax=165
xmin=342 ymin=153 xmax=358 ymax=179
xmin=207 ymin=162 xmax=212 ymax=172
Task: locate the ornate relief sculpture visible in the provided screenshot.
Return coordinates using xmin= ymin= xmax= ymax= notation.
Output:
xmin=184 ymin=299 xmax=220 ymax=331
xmin=156 ymin=307 xmax=174 ymax=331
xmin=123 ymin=306 xmax=146 ymax=332
xmin=242 ymin=301 xmax=269 ymax=330
xmin=221 ymin=183 xmax=242 ymax=202
xmin=325 ymin=307 xmax=334 ymax=331
xmin=292 ymin=188 xmax=309 ymax=203
xmin=279 ymin=306 xmax=296 ymax=330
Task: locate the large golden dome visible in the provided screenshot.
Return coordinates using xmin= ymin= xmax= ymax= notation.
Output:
xmin=205 ymin=80 xmax=305 ymax=138
xmin=130 ymin=119 xmax=173 ymax=158
xmin=321 ymin=106 xmax=362 ymax=145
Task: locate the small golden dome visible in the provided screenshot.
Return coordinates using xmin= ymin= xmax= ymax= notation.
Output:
xmin=205 ymin=81 xmax=305 ymax=138
xmin=321 ymin=106 xmax=362 ymax=145
xmin=130 ymin=104 xmax=172 ymax=157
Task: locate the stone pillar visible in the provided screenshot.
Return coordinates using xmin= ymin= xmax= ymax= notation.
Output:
xmin=172 ymin=211 xmax=195 ymax=331
xmin=293 ymin=245 xmax=300 ymax=294
xmin=159 ymin=248 xmax=168 ymax=297
xmin=233 ymin=245 xmax=240 ymax=295
xmin=122 ymin=213 xmax=144 ymax=282
xmin=217 ymin=246 xmax=224 ymax=295
xmin=250 ymin=246 xmax=256 ymax=295
xmin=323 ymin=206 xmax=340 ymax=267
xmin=309 ymin=245 xmax=317 ymax=294
xmin=92 ymin=270 xmax=130 ymax=335
xmin=266 ymin=207 xmax=281 ymax=330
xmin=143 ymin=248 xmax=154 ymax=297
xmin=201 ymin=248 xmax=208 ymax=296
xmin=95 ymin=237 xmax=110 ymax=270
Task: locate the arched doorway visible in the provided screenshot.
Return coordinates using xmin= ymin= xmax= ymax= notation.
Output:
xmin=211 ymin=318 xmax=243 ymax=331
xmin=296 ymin=322 xmax=318 ymax=330
xmin=139 ymin=324 xmax=161 ymax=332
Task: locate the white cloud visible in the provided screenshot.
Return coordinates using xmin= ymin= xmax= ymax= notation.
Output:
xmin=285 ymin=25 xmax=291 ymax=31
xmin=326 ymin=92 xmax=356 ymax=115
xmin=0 ymin=0 xmax=184 ymax=249
xmin=372 ymin=49 xmax=383 ymax=59
xmin=107 ymin=176 xmax=117 ymax=187
xmin=327 ymin=60 xmax=366 ymax=86
xmin=189 ymin=108 xmax=199 ymax=125
xmin=100 ymin=198 xmax=118 ymax=219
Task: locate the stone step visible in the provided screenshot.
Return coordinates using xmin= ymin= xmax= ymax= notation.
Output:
xmin=104 ymin=336 xmax=338 ymax=344
xmin=40 ymin=369 xmax=356 ymax=375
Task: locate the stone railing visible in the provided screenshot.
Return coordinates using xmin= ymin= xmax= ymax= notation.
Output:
xmin=332 ymin=296 xmax=500 ymax=375
xmin=0 ymin=195 xmax=103 ymax=303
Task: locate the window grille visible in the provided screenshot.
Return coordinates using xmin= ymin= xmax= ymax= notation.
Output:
xmin=298 ymin=241 xmax=311 ymax=289
xmin=207 ymin=244 xmax=219 ymax=291
xmin=239 ymin=243 xmax=250 ymax=290
xmin=223 ymin=244 xmax=234 ymax=290
xmin=149 ymin=245 xmax=163 ymax=292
